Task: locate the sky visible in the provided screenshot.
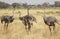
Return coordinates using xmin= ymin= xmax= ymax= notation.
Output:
xmin=0 ymin=0 xmax=60 ymax=5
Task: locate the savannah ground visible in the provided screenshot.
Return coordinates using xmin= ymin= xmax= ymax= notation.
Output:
xmin=0 ymin=8 xmax=60 ymax=39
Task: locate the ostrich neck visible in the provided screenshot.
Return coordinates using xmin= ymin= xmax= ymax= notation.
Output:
xmin=19 ymin=12 xmax=21 ymax=17
xmin=43 ymin=8 xmax=47 ymax=18
xmin=27 ymin=8 xmax=29 ymax=16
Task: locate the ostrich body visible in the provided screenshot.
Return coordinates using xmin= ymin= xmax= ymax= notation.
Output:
xmin=43 ymin=16 xmax=60 ymax=34
xmin=1 ymin=15 xmax=14 ymax=30
xmin=19 ymin=15 xmax=35 ymax=31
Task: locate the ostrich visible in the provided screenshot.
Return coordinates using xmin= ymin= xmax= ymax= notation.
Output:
xmin=19 ymin=8 xmax=37 ymax=32
xmin=1 ymin=9 xmax=15 ymax=30
xmin=43 ymin=8 xmax=60 ymax=35
xmin=19 ymin=13 xmax=32 ymax=32
xmin=1 ymin=15 xmax=14 ymax=30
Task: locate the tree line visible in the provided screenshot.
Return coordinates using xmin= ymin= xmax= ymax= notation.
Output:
xmin=0 ymin=1 xmax=60 ymax=9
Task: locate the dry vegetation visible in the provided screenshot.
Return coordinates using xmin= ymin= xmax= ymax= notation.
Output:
xmin=0 ymin=8 xmax=60 ymax=39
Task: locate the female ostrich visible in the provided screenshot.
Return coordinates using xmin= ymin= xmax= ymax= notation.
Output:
xmin=19 ymin=8 xmax=37 ymax=32
xmin=43 ymin=8 xmax=60 ymax=35
xmin=1 ymin=8 xmax=15 ymax=30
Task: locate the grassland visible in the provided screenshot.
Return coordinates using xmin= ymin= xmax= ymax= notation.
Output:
xmin=0 ymin=8 xmax=60 ymax=39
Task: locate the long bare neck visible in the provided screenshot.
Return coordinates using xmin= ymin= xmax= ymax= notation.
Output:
xmin=43 ymin=8 xmax=46 ymax=18
xmin=13 ymin=8 xmax=15 ymax=16
xmin=27 ymin=8 xmax=29 ymax=16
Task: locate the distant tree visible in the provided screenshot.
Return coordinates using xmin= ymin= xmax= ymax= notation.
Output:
xmin=37 ymin=4 xmax=41 ymax=8
xmin=54 ymin=1 xmax=60 ymax=7
xmin=49 ymin=5 xmax=54 ymax=7
xmin=22 ymin=3 xmax=28 ymax=8
xmin=11 ymin=3 xmax=20 ymax=8
xmin=42 ymin=2 xmax=50 ymax=7
xmin=0 ymin=1 xmax=10 ymax=8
